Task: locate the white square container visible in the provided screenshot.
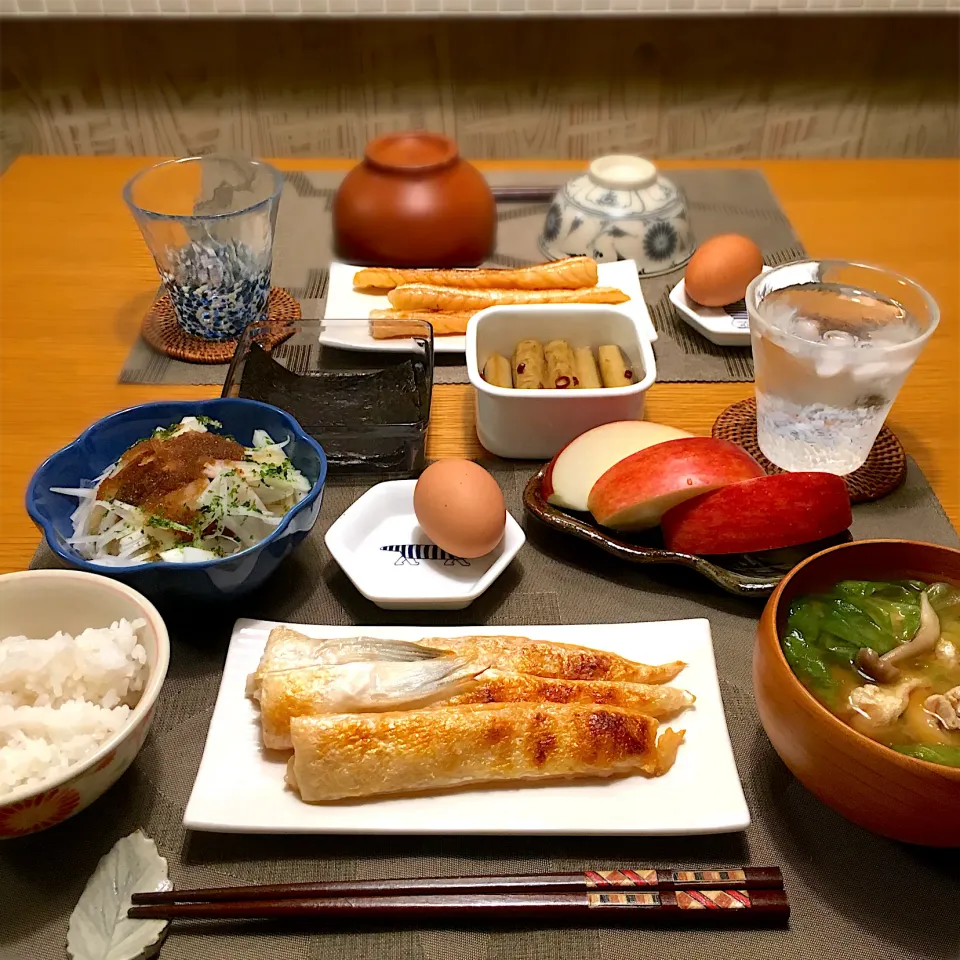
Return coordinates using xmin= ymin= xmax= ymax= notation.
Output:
xmin=466 ymin=304 xmax=658 ymax=459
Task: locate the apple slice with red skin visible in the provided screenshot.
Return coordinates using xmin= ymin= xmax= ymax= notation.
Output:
xmin=660 ymin=472 xmax=852 ymax=555
xmin=587 ymin=437 xmax=765 ymax=532
xmin=542 ymin=420 xmax=693 ymax=512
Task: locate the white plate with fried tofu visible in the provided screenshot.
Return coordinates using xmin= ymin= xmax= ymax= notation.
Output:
xmin=184 ymin=619 xmax=749 ymax=835
xmin=321 ymin=259 xmax=657 ymax=354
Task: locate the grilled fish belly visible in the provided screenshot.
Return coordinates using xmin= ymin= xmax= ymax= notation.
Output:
xmin=436 ymin=670 xmax=694 ymax=714
xmin=258 ymin=667 xmax=693 ymax=750
xmin=287 ymin=702 xmax=685 ymax=802
xmin=387 ymin=285 xmax=629 ymax=312
xmin=354 ymin=257 xmax=599 ymax=291
xmin=416 ymin=636 xmax=686 ymax=684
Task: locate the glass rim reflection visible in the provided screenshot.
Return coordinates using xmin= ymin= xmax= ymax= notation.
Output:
xmin=122 ymin=154 xmax=284 ymax=223
xmin=745 ymin=258 xmax=940 ymax=354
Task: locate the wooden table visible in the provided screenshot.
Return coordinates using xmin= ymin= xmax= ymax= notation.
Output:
xmin=1 ymin=157 xmax=957 ymax=573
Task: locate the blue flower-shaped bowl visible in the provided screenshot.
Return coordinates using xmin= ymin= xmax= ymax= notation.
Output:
xmin=26 ymin=399 xmax=327 ymax=603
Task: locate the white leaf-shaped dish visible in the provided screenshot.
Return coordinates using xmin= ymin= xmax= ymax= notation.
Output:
xmin=67 ymin=830 xmax=172 ymax=960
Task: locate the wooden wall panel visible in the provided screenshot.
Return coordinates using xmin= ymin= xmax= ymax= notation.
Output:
xmin=0 ymin=17 xmax=957 ymax=173
xmin=859 ymin=19 xmax=960 ymax=158
xmin=758 ymin=20 xmax=885 ymax=159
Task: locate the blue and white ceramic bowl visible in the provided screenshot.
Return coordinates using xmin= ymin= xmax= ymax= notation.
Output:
xmin=539 ymin=156 xmax=694 ymax=277
xmin=26 ymin=399 xmax=327 ymax=603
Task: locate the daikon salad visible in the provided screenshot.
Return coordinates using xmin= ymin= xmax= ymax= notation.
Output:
xmin=52 ymin=416 xmax=311 ymax=565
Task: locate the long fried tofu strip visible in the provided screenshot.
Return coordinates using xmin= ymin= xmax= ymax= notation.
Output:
xmin=354 ymin=257 xmax=598 ymax=291
xmin=258 ymin=667 xmax=694 ymax=750
xmin=287 ymin=703 xmax=685 ymax=802
xmin=387 ymin=285 xmax=630 ymax=313
xmin=416 ymin=636 xmax=686 ymax=684
xmin=369 ymin=309 xmax=474 ymax=339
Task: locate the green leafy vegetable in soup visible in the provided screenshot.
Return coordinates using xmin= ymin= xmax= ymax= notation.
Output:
xmin=781 ymin=579 xmax=960 ymax=769
xmin=893 ymin=743 xmax=960 ymax=766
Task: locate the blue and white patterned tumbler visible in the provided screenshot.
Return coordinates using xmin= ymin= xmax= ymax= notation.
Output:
xmin=124 ymin=155 xmax=283 ymax=341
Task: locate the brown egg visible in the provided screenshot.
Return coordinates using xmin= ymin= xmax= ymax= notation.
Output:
xmin=684 ymin=234 xmax=764 ymax=307
xmin=413 ymin=459 xmax=506 ymax=559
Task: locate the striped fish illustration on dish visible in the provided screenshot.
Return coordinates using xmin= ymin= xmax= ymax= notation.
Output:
xmin=723 ymin=300 xmax=749 ymax=329
xmin=380 ymin=544 xmax=471 ymax=567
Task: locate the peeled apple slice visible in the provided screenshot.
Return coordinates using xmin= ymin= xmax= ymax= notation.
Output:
xmin=660 ymin=472 xmax=852 ymax=555
xmin=541 ymin=421 xmax=693 ymax=512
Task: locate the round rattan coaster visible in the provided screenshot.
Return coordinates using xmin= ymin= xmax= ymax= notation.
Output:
xmin=712 ymin=398 xmax=907 ymax=503
xmin=141 ymin=288 xmax=300 ymax=364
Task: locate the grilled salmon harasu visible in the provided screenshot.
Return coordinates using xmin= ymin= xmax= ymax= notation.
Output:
xmin=353 ymin=256 xmax=599 ymax=291
xmin=387 ymin=284 xmax=629 ymax=313
xmin=249 ymin=627 xmax=686 ymax=697
xmin=258 ymin=667 xmax=693 ymax=750
xmin=287 ymin=702 xmax=685 ymax=802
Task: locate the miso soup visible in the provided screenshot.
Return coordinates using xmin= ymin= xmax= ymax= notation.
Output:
xmin=780 ymin=579 xmax=960 ymax=768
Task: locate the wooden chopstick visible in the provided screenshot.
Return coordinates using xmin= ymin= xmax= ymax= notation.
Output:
xmin=129 ymin=889 xmax=789 ymax=925
xmin=491 ymin=186 xmax=560 ymax=203
xmin=132 ymin=867 xmax=783 ymax=905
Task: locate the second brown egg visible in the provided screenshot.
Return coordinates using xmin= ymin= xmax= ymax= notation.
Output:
xmin=413 ymin=459 xmax=506 ymax=559
xmin=684 ymin=234 xmax=764 ymax=307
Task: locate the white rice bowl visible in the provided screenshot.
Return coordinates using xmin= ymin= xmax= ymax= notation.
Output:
xmin=0 ymin=571 xmax=169 ymax=826
xmin=0 ymin=619 xmax=149 ymax=795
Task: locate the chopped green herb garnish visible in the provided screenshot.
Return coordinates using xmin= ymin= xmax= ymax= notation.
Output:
xmin=146 ymin=514 xmax=193 ymax=534
xmin=195 ymin=416 xmax=222 ymax=428
xmin=258 ymin=460 xmax=294 ymax=482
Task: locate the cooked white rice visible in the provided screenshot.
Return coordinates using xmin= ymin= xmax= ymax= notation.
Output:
xmin=0 ymin=619 xmax=148 ymax=797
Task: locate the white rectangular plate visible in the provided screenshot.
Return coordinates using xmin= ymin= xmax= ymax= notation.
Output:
xmin=321 ymin=259 xmax=657 ymax=354
xmin=184 ymin=619 xmax=749 ymax=835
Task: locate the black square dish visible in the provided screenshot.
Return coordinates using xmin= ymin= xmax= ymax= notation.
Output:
xmin=223 ymin=319 xmax=433 ymax=476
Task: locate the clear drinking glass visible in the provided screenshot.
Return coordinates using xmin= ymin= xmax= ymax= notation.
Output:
xmin=746 ymin=260 xmax=939 ymax=475
xmin=124 ymin=155 xmax=283 ymax=341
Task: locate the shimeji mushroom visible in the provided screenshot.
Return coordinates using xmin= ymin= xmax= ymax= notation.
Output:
xmin=855 ymin=592 xmax=941 ymax=685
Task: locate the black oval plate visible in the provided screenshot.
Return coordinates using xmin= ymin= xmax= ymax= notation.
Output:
xmin=522 ymin=467 xmax=852 ymax=598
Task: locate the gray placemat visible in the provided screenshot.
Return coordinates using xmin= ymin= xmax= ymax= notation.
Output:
xmin=120 ymin=168 xmax=801 ymax=387
xmin=6 ymin=458 xmax=958 ymax=960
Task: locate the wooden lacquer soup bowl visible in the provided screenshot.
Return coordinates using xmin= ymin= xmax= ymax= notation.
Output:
xmin=755 ymin=539 xmax=960 ymax=847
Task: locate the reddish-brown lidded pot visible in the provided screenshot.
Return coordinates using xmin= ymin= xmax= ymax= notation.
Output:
xmin=333 ymin=131 xmax=497 ymax=267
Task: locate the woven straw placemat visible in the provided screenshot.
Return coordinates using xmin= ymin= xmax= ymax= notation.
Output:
xmin=713 ymin=398 xmax=908 ymax=503
xmin=120 ymin=168 xmax=802 ymax=387
xmin=9 ymin=457 xmax=958 ymax=960
xmin=141 ymin=288 xmax=300 ymax=363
